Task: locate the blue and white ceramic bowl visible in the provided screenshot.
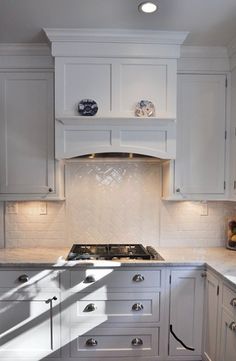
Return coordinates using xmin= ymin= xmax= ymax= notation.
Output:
xmin=78 ymin=99 xmax=98 ymax=116
xmin=135 ymin=100 xmax=155 ymax=117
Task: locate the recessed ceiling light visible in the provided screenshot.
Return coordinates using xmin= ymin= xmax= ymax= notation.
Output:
xmin=138 ymin=2 xmax=158 ymax=14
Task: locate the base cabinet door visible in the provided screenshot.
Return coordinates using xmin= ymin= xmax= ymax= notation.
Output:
xmin=219 ymin=311 xmax=236 ymax=361
xmin=0 ymin=292 xmax=60 ymax=360
xmin=203 ymin=273 xmax=220 ymax=361
xmin=169 ymin=269 xmax=204 ymax=358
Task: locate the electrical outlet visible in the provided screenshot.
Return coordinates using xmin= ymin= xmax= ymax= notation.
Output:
xmin=200 ymin=202 xmax=208 ymax=216
xmin=6 ymin=202 xmax=18 ymax=214
xmin=39 ymin=202 xmax=47 ymax=215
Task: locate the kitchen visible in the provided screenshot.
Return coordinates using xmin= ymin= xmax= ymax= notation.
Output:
xmin=0 ymin=1 xmax=236 ymax=360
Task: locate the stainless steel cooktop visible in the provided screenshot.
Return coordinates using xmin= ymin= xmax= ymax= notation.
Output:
xmin=66 ymin=244 xmax=163 ymax=261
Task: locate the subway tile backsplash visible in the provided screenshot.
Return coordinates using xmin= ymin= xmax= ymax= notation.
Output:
xmin=1 ymin=160 xmax=236 ymax=248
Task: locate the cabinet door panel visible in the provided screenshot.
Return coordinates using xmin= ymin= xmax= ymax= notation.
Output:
xmin=0 ymin=292 xmax=60 ymax=359
xmin=0 ymin=72 xmax=55 ymax=194
xmin=203 ymin=273 xmax=219 ymax=361
xmin=169 ymin=269 xmax=204 ymax=357
xmin=220 ymin=311 xmax=236 ymax=361
xmin=176 ymin=74 xmax=226 ymax=195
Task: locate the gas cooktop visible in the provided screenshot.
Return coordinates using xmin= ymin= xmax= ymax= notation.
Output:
xmin=66 ymin=244 xmax=163 ymax=261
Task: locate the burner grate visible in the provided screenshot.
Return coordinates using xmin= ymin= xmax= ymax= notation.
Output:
xmin=67 ymin=243 xmax=152 ymax=260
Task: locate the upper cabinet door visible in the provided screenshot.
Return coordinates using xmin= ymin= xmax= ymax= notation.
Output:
xmin=175 ymin=74 xmax=226 ymax=197
xmin=55 ymin=57 xmax=177 ymax=118
xmin=0 ymin=72 xmax=55 ymax=195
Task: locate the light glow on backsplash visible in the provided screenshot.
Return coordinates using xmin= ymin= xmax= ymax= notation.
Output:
xmin=2 ymin=160 xmax=236 ymax=248
xmin=65 ymin=160 xmax=161 ymax=244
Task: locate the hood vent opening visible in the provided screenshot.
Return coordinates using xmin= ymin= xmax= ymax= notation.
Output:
xmin=66 ymin=152 xmax=163 ymax=163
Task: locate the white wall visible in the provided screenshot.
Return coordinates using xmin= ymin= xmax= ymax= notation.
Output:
xmin=2 ymin=160 xmax=236 ymax=249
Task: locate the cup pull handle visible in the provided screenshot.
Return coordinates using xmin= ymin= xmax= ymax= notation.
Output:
xmin=132 ymin=274 xmax=144 ymax=282
xmin=131 ymin=338 xmax=143 ymax=346
xmin=132 ymin=303 xmax=144 ymax=311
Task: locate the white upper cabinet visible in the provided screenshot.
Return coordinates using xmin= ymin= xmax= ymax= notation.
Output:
xmin=163 ymin=73 xmax=227 ymax=200
xmin=55 ymin=57 xmax=177 ymax=119
xmin=229 ymin=67 xmax=236 ymax=198
xmin=45 ymin=28 xmax=188 ymax=159
xmin=0 ymin=72 xmax=63 ymax=200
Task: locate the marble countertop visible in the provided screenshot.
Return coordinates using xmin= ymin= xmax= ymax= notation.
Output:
xmin=0 ymin=247 xmax=235 ymax=288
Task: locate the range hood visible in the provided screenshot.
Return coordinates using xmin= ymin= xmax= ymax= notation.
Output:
xmin=44 ymin=28 xmax=188 ymax=159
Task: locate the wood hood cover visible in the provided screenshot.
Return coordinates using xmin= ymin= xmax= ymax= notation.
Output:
xmin=44 ymin=28 xmax=188 ymax=159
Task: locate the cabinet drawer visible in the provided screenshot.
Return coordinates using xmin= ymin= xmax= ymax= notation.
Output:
xmin=220 ymin=310 xmax=236 ymax=361
xmin=70 ymin=268 xmax=161 ymax=291
xmin=222 ymin=285 xmax=236 ymax=316
xmin=0 ymin=270 xmax=60 ymax=289
xmin=70 ymin=291 xmax=160 ymax=323
xmin=70 ymin=327 xmax=159 ymax=357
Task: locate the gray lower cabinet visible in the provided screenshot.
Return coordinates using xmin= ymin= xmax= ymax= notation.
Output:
xmin=0 ymin=269 xmax=60 ymax=360
xmin=219 ymin=284 xmax=236 ymax=361
xmin=203 ymin=272 xmax=220 ymax=361
xmin=1 ymin=266 xmax=235 ymax=361
xmin=219 ymin=311 xmax=236 ymax=361
xmin=61 ymin=267 xmax=166 ymax=361
xmin=168 ymin=269 xmax=204 ymax=359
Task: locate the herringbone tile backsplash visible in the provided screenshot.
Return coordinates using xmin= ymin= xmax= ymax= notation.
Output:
xmin=66 ymin=160 xmax=161 ymax=245
xmin=2 ymin=160 xmax=236 ymax=248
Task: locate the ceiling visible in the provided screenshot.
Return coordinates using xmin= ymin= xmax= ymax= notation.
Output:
xmin=1 ymin=0 xmax=236 ymax=46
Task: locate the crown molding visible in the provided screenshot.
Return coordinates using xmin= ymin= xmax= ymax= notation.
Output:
xmin=44 ymin=28 xmax=189 ymax=45
xmin=180 ymin=46 xmax=228 ymax=58
xmin=228 ymin=37 xmax=236 ymax=70
xmin=228 ymin=36 xmax=236 ymax=57
xmin=0 ymin=43 xmax=51 ymax=56
xmin=178 ymin=45 xmax=230 ymax=73
xmin=44 ymin=28 xmax=188 ymax=59
xmin=0 ymin=43 xmax=53 ymax=69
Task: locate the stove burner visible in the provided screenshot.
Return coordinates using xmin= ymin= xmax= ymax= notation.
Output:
xmin=66 ymin=244 xmax=162 ymax=261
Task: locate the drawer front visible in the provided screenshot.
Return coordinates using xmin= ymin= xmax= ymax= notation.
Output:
xmin=70 ymin=269 xmax=161 ymax=292
xmin=0 ymin=270 xmax=60 ymax=289
xmin=70 ymin=327 xmax=159 ymax=357
xmin=222 ymin=285 xmax=236 ymax=316
xmin=70 ymin=291 xmax=160 ymax=323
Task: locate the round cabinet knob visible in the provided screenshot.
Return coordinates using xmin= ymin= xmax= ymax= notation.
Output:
xmin=176 ymin=188 xmax=181 ymax=193
xmin=132 ymin=303 xmax=144 ymax=311
xmin=18 ymin=274 xmax=29 ymax=283
xmin=84 ymin=303 xmax=97 ymax=312
xmin=131 ymin=338 xmax=143 ymax=346
xmin=229 ymin=322 xmax=236 ymax=332
xmin=230 ymin=298 xmax=236 ymax=307
xmin=86 ymin=338 xmax=98 ymax=347
xmin=132 ymin=274 xmax=145 ymax=282
xmin=48 ymin=188 xmax=53 ymax=193
xmin=84 ymin=275 xmax=95 ymax=284
xmin=201 ymin=273 xmax=207 ymax=278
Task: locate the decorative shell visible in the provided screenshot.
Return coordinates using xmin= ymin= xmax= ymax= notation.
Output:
xmin=78 ymin=99 xmax=98 ymax=116
xmin=135 ymin=100 xmax=155 ymax=117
